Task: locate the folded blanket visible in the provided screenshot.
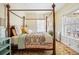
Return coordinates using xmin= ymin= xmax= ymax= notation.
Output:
xmin=18 ymin=34 xmax=26 ymax=49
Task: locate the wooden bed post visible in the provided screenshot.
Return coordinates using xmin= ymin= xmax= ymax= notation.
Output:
xmin=52 ymin=3 xmax=56 ymax=55
xmin=46 ymin=16 xmax=47 ymax=32
xmin=6 ymin=4 xmax=10 ymax=37
xmin=23 ymin=16 xmax=25 ymax=27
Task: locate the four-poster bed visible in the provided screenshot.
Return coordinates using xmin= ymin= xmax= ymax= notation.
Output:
xmin=6 ymin=3 xmax=56 ymax=55
xmin=46 ymin=16 xmax=47 ymax=32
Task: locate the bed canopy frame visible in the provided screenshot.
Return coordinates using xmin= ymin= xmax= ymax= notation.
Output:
xmin=6 ymin=3 xmax=56 ymax=55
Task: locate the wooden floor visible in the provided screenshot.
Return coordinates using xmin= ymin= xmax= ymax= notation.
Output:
xmin=11 ymin=41 xmax=79 ymax=55
xmin=56 ymin=41 xmax=79 ymax=55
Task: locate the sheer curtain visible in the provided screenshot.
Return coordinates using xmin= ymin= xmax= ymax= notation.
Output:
xmin=37 ymin=20 xmax=46 ymax=32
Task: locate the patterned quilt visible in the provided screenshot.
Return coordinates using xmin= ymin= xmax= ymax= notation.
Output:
xmin=25 ymin=33 xmax=46 ymax=45
xmin=18 ymin=33 xmax=53 ymax=49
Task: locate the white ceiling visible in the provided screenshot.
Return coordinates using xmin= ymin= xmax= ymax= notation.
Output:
xmin=66 ymin=9 xmax=79 ymax=17
xmin=10 ymin=3 xmax=65 ymax=11
xmin=9 ymin=3 xmax=65 ymax=19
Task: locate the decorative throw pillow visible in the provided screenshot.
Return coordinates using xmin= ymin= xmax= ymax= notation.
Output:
xmin=21 ymin=27 xmax=29 ymax=34
xmin=12 ymin=29 xmax=17 ymax=36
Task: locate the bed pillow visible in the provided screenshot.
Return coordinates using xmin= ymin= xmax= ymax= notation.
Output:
xmin=12 ymin=29 xmax=17 ymax=36
xmin=15 ymin=26 xmax=22 ymax=35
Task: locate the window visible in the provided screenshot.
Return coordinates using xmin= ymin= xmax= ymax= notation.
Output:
xmin=37 ymin=20 xmax=46 ymax=32
xmin=62 ymin=16 xmax=79 ymax=38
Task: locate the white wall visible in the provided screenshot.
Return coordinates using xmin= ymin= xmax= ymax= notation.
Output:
xmin=0 ymin=3 xmax=5 ymax=18
xmin=0 ymin=3 xmax=6 ymax=27
xmin=56 ymin=3 xmax=79 ymax=40
xmin=10 ymin=12 xmax=23 ymax=27
xmin=25 ymin=12 xmax=46 ymax=32
xmin=47 ymin=13 xmax=53 ymax=32
xmin=26 ymin=20 xmax=37 ymax=32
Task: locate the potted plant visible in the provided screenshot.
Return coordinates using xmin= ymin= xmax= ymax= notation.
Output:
xmin=48 ymin=31 xmax=53 ymax=36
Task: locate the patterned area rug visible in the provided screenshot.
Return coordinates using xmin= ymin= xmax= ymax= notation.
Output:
xmin=56 ymin=41 xmax=79 ymax=55
xmin=12 ymin=41 xmax=79 ymax=55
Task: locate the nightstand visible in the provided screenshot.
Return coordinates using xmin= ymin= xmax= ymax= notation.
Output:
xmin=0 ymin=37 xmax=11 ymax=55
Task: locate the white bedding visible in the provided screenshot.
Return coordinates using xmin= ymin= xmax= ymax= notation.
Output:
xmin=11 ymin=34 xmax=26 ymax=45
xmin=11 ymin=36 xmax=19 ymax=45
